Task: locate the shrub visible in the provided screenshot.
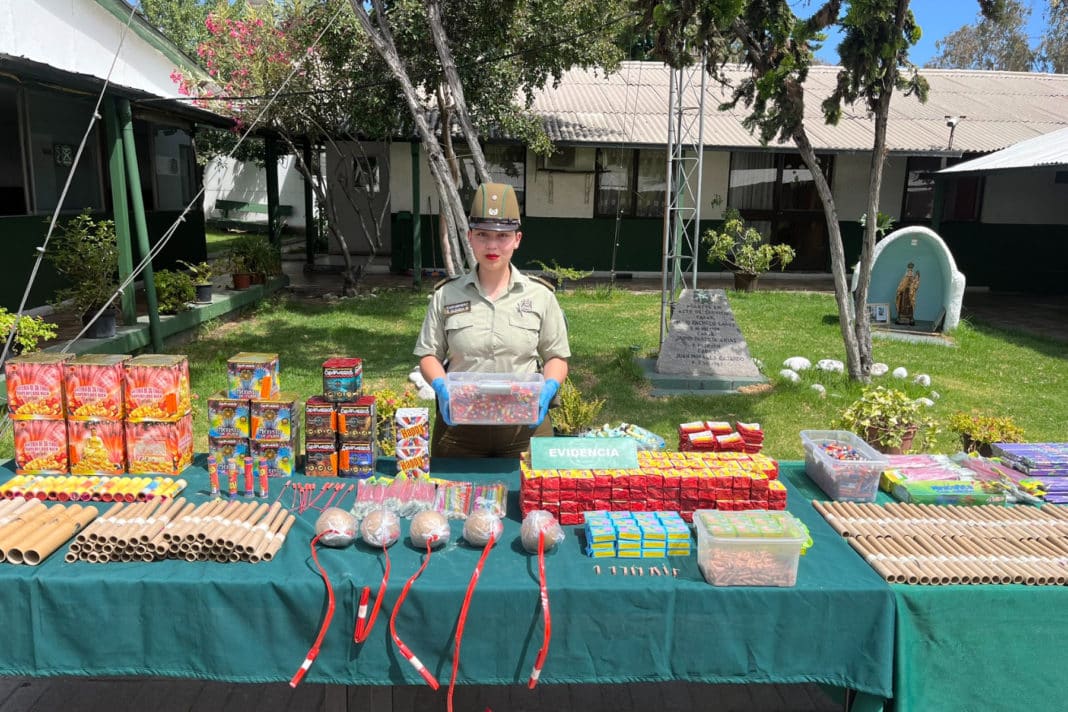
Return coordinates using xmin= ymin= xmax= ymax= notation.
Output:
xmin=0 ymin=308 xmax=58 ymax=357
xmin=550 ymin=378 xmax=606 ymax=435
xmin=154 ymin=269 xmax=196 ymax=314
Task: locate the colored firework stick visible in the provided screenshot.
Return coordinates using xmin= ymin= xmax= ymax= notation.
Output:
xmin=244 ymin=459 xmax=255 ymax=497
xmin=208 ymin=456 xmax=220 ymax=496
xmin=528 ymin=530 xmax=552 ymax=689
xmin=389 ymin=540 xmax=441 ymax=690
xmin=447 ymin=531 xmax=497 ymax=712
xmin=289 ymin=530 xmax=339 ymax=687
xmin=227 ymin=460 xmax=239 ymax=497
xmin=353 ymin=544 xmax=392 ymax=644
xmin=257 ymin=458 xmax=269 ymax=498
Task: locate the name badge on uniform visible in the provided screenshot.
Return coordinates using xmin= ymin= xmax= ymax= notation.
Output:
xmin=444 ymin=301 xmax=471 ymax=316
xmin=516 ymin=298 xmax=534 ymax=314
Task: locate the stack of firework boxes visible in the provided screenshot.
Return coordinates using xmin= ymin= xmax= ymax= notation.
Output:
xmin=304 ymin=357 xmax=376 ymax=478
xmin=208 ymin=352 xmax=300 ymax=479
xmin=6 ymin=353 xmax=193 ymax=476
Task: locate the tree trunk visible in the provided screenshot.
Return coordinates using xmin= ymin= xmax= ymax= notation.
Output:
xmin=349 ymin=0 xmax=474 ymax=276
xmin=793 ymin=128 xmax=865 ymax=381
xmin=437 ymin=87 xmax=465 ymax=276
xmin=425 ymin=0 xmax=490 ymax=185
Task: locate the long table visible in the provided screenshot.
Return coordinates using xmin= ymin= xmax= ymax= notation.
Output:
xmin=0 ymin=457 xmax=893 ymax=700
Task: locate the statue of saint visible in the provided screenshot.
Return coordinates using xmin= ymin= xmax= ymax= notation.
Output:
xmin=895 ymin=262 xmax=920 ymax=326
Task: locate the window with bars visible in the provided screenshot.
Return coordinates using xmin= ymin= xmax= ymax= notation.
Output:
xmin=594 ymin=147 xmax=666 ymax=218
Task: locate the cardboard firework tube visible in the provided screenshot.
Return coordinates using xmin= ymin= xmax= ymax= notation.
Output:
xmin=848 ymin=537 xmax=900 ymax=582
xmin=238 ymin=502 xmax=281 ymax=553
xmin=245 ymin=505 xmax=288 ymax=555
xmin=105 ymin=501 xmax=145 ymax=544
xmin=167 ymin=500 xmax=215 ymax=541
xmin=199 ymin=500 xmax=243 ymax=542
xmin=0 ymin=504 xmax=56 ymax=560
xmin=77 ymin=502 xmax=124 ymax=544
xmin=953 ymin=536 xmax=1013 ymax=583
xmin=128 ymin=499 xmax=166 ymax=542
xmin=872 ymin=537 xmax=925 ymax=584
xmin=219 ymin=502 xmax=261 ymax=548
xmin=812 ymin=501 xmax=850 ymax=536
xmin=230 ymin=503 xmax=269 ymax=551
xmin=179 ymin=500 xmax=225 ymax=541
xmin=206 ymin=501 xmax=252 ymax=546
xmin=141 ymin=498 xmax=188 ymax=544
xmin=943 ymin=536 xmax=996 ymax=584
xmin=904 ymin=535 xmax=959 ymax=584
xmin=22 ymin=505 xmax=98 ymax=566
xmin=0 ymin=497 xmax=40 ymax=526
xmin=151 ymin=501 xmax=195 ymax=549
xmin=259 ymin=514 xmax=295 ymax=562
xmin=890 ymin=537 xmax=944 ymax=585
xmin=860 ymin=536 xmax=916 ymax=584
xmin=918 ymin=536 xmax=973 ymax=584
xmin=0 ymin=500 xmax=48 ymax=542
xmin=6 ymin=505 xmax=79 ymax=564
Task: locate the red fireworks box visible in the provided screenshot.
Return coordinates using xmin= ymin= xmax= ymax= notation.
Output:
xmin=67 ymin=419 xmax=126 ymax=475
xmin=305 ymin=441 xmax=339 ymax=477
xmin=13 ymin=419 xmax=69 ymax=474
xmin=4 ymin=353 xmax=71 ymax=420
xmin=304 ymin=396 xmax=337 ymax=442
xmin=125 ymin=414 xmax=193 ymax=475
xmin=124 ymin=355 xmax=191 ymax=422
xmin=337 ymin=396 xmax=376 ymax=443
xmin=65 ymin=354 xmax=130 ymax=421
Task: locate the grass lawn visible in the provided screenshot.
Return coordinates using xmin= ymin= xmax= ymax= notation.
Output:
xmin=3 ymin=287 xmax=1063 ymax=461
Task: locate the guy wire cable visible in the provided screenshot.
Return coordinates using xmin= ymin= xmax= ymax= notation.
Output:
xmin=609 ymin=58 xmax=644 ymax=288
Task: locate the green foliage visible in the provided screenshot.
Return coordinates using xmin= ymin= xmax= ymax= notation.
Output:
xmin=613 ymin=346 xmax=646 ymax=383
xmin=550 ymin=377 xmax=606 ymax=435
xmin=859 ymin=211 xmax=896 ymax=239
xmin=47 ymin=211 xmax=120 ymax=315
xmin=528 ymin=259 xmax=593 ymax=286
xmin=703 ymin=209 xmax=795 ymax=275
xmin=178 ymin=260 xmax=217 ymax=284
xmin=138 ymin=0 xmax=212 ymax=56
xmin=835 ymin=386 xmax=938 ymax=452
xmin=1039 ymin=0 xmax=1068 ymax=73
xmin=0 ymin=308 xmax=58 ymax=357
xmin=947 ymin=410 xmax=1024 ymax=453
xmin=227 ymin=234 xmax=281 ymax=276
xmin=154 ymin=269 xmax=196 ymax=314
xmin=372 ymin=385 xmax=420 ymax=456
xmin=927 ymin=0 xmax=1035 ymax=71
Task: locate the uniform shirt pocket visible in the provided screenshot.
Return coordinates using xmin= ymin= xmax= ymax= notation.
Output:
xmin=444 ymin=314 xmax=479 ymax=359
xmin=508 ymin=312 xmax=541 ymax=357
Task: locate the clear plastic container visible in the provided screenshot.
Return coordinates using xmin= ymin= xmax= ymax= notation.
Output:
xmin=693 ymin=509 xmax=804 ymax=587
xmin=445 ymin=372 xmax=544 ymax=425
xmin=800 ymin=430 xmax=888 ymax=502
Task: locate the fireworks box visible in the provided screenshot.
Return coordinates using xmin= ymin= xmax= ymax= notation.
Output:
xmin=65 ymin=354 xmax=130 ymax=421
xmin=304 ymin=396 xmax=337 ymax=442
xmin=207 ymin=392 xmax=250 ymax=439
xmin=227 ymin=352 xmax=280 ymax=400
xmin=322 ymin=357 xmax=363 ymax=402
xmin=13 ymin=419 xmax=69 ymax=474
xmin=339 ymin=441 xmax=375 ymax=479
xmin=124 ymin=354 xmax=191 ymax=422
xmin=4 ymin=352 xmax=71 ymax=420
xmin=305 ymin=440 xmax=338 ymax=477
xmin=251 ymin=439 xmax=298 ymax=478
xmin=209 ymin=436 xmax=250 ymax=470
xmin=337 ymin=395 xmax=376 ymax=442
xmin=251 ymin=392 xmax=300 ymax=442
xmin=68 ymin=419 xmax=125 ymax=475
xmin=125 ymin=413 xmax=193 ymax=475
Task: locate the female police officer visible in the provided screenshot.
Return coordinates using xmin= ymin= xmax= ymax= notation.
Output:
xmin=413 ymin=182 xmax=570 ymax=458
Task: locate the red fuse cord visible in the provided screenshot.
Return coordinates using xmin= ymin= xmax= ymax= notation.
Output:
xmin=354 ymin=544 xmax=392 ymax=644
xmin=389 ymin=539 xmax=440 ymax=689
xmin=528 ymin=530 xmax=552 ymax=689
xmin=289 ymin=531 xmax=339 ymax=687
xmin=447 ymin=532 xmax=496 ymax=712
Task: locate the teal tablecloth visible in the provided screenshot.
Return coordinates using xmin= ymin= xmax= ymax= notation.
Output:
xmin=0 ymin=458 xmax=893 ymax=696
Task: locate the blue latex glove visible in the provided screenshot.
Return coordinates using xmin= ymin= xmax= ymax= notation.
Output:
xmin=533 ymin=379 xmax=560 ymax=428
xmin=431 ymin=377 xmax=453 ymax=426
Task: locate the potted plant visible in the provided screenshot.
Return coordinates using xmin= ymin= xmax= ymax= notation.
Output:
xmin=47 ymin=211 xmax=120 ymax=338
xmin=228 ymin=234 xmax=281 ymax=286
xmin=550 ymin=378 xmax=606 ymax=435
xmin=703 ymin=208 xmax=796 ymax=291
xmin=0 ymin=308 xmax=58 ymax=360
xmin=153 ymin=269 xmax=196 ymax=315
xmin=178 ymin=260 xmax=216 ymax=303
xmin=947 ymin=411 xmax=1025 ymax=457
xmin=835 ymin=385 xmax=937 ymax=454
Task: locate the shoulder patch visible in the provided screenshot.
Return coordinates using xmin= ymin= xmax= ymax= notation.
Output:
xmin=529 ymin=275 xmax=556 ymax=293
xmin=433 ymin=276 xmax=460 ymax=291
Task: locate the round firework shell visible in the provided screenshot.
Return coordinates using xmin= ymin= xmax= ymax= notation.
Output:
xmin=520 ymin=510 xmax=564 ymax=553
xmin=315 ymin=507 xmax=357 ymax=548
xmin=360 ymin=508 xmax=401 ymax=548
xmin=409 ymin=510 xmax=450 ymax=549
xmin=463 ymin=509 xmax=503 ymax=547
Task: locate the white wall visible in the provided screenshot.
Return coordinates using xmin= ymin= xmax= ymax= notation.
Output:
xmin=525 ymin=147 xmax=596 ymax=218
xmin=832 ymin=152 xmax=907 ymax=220
xmin=980 ymin=169 xmax=1068 ymax=224
xmin=0 ymin=1 xmax=191 ymax=98
xmin=202 ymin=155 xmax=311 ymax=227
xmin=701 ymin=150 xmax=730 ymax=219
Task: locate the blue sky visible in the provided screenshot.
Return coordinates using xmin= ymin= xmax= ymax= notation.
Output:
xmin=807 ymin=0 xmax=1048 ymax=66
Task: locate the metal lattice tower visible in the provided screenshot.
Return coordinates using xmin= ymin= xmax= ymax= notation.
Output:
xmin=659 ymin=61 xmax=707 ymax=348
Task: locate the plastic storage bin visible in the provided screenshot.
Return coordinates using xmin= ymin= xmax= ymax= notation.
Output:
xmin=693 ymin=509 xmax=805 ymax=587
xmin=445 ymin=372 xmax=544 ymax=425
xmin=801 ymin=430 xmax=888 ymax=502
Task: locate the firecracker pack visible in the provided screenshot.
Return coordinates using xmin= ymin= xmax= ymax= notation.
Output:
xmin=520 ymin=450 xmax=784 ymax=525
xmin=226 ymin=352 xmax=280 ymax=400
xmin=12 ymin=418 xmax=69 ymax=474
xmin=207 ymin=392 xmax=250 ymax=439
xmin=64 ymin=354 xmax=129 ymax=420
xmin=251 ymin=439 xmax=297 ymax=478
xmin=68 ymin=419 xmax=126 ymax=475
xmin=125 ymin=413 xmax=193 ymax=475
xmin=304 ymin=396 xmax=337 ymax=442
xmin=305 ymin=440 xmax=339 ymax=477
xmin=4 ymin=352 xmax=71 ymax=420
xmin=251 ymin=392 xmax=300 ymax=442
xmin=337 ymin=395 xmax=376 ymax=442
xmin=124 ymin=355 xmax=191 ymax=422
xmin=395 ymin=407 xmax=430 ymax=478
xmin=678 ymin=420 xmax=765 ymax=454
xmin=339 ymin=441 xmax=375 ymax=479
xmin=583 ymin=510 xmax=692 ymax=558
xmin=322 ymin=357 xmax=363 ymax=402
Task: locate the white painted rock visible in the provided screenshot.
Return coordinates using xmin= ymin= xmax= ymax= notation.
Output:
xmin=870 ymin=363 xmax=889 ymax=377
xmin=930 ymin=391 xmax=941 ymax=400
xmin=783 ymin=356 xmax=812 ymax=371
xmin=779 ymin=369 xmax=801 ymax=383
xmin=810 ymin=383 xmax=826 ymax=398
xmin=915 ymin=397 xmax=935 ymax=407
xmin=892 ymin=367 xmax=908 ymax=379
xmin=817 ymin=359 xmax=844 ymax=373
xmin=914 ymin=374 xmax=931 ymax=387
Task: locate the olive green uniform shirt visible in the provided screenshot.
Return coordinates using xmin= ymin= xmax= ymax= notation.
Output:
xmin=414 ymin=265 xmax=570 ymax=374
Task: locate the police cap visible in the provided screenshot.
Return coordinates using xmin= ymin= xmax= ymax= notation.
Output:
xmin=469 ymin=182 xmax=521 ymax=232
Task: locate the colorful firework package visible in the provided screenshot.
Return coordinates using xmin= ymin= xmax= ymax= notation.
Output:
xmin=64 ymin=354 xmax=129 ymax=420
xmin=124 ymin=355 xmax=192 ymax=422
xmin=226 ymin=352 xmax=280 ymax=400
xmin=322 ymin=357 xmax=362 ymax=402
xmin=207 ymin=392 xmax=250 ymax=439
xmin=339 ymin=441 xmax=375 ymax=479
xmin=13 ymin=419 xmax=69 ymax=474
xmin=305 ymin=440 xmax=339 ymax=477
xmin=303 ymin=396 xmax=336 ymax=441
xmin=4 ymin=353 xmax=71 ymax=420
xmin=125 ymin=414 xmax=193 ymax=476
xmin=68 ymin=419 xmax=125 ymax=475
xmin=395 ymin=407 xmax=430 ymax=479
xmin=337 ymin=395 xmax=376 ymax=443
